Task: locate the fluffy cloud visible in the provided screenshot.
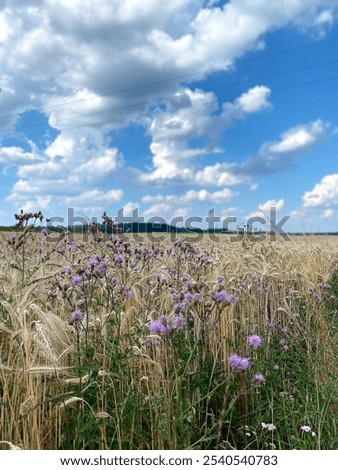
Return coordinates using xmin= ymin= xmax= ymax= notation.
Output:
xmin=194 ymin=163 xmax=245 ymax=187
xmin=63 ymin=189 xmax=123 ymax=206
xmin=265 ymin=120 xmax=327 ymax=154
xmin=248 ymin=198 xmax=285 ymax=219
xmin=233 ymin=86 xmax=271 ymax=114
xmin=15 ymin=130 xmax=122 ymax=189
xmin=1 ymin=0 xmax=338 ymax=221
xmin=140 ymin=85 xmax=271 ymax=184
xmin=320 ymin=208 xmax=334 ymax=218
xmin=1 ymin=1 xmax=337 ymax=134
xmin=302 ymin=174 xmax=338 ymax=207
xmin=241 ymin=120 xmax=329 ymax=175
xmin=143 ymin=203 xmax=172 ymax=217
xmin=180 ymin=188 xmax=234 ymax=203
xmin=0 ymin=146 xmax=41 ymax=165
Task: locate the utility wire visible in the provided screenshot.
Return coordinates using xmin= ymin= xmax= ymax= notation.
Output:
xmin=8 ymin=68 xmax=338 ymax=135
xmin=0 ymin=33 xmax=338 ymax=125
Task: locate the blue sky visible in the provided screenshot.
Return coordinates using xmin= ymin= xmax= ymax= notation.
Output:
xmin=1 ymin=0 xmax=338 ymax=232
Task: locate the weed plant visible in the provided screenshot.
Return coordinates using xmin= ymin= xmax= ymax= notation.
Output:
xmin=0 ymin=215 xmax=337 ymax=450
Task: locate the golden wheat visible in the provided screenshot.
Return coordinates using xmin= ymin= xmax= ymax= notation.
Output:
xmin=0 ymin=232 xmax=337 ymax=449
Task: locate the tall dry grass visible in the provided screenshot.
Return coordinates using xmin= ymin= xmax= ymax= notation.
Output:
xmin=0 ymin=231 xmax=337 ymax=449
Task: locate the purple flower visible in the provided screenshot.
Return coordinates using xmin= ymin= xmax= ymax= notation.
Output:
xmin=65 ymin=267 xmax=72 ymax=275
xmin=37 ymin=246 xmax=43 ymax=254
xmin=148 ymin=316 xmax=171 ymax=335
xmin=174 ymin=303 xmax=186 ymax=314
xmin=253 ymin=373 xmax=265 ymax=385
xmin=172 ymin=314 xmax=187 ymax=329
xmin=313 ymin=294 xmax=322 ymax=303
xmin=71 ymin=275 xmax=82 ymax=285
xmin=97 ymin=262 xmax=107 ymax=276
xmin=88 ymin=257 xmax=99 ymax=268
xmin=239 ymin=357 xmax=250 ymax=370
xmin=228 ymin=353 xmax=250 ymax=371
xmin=124 ymin=289 xmax=133 ymax=298
xmin=318 ymin=282 xmax=331 ymax=290
xmin=274 ymin=364 xmax=280 ymax=371
xmin=183 ymin=293 xmax=194 ymax=303
xmin=115 ymin=254 xmax=124 ymax=263
xmin=247 ymin=334 xmax=262 ymax=349
xmin=71 ymin=309 xmax=83 ymax=321
xmin=41 ymin=228 xmax=48 ymax=237
xmin=83 ymin=269 xmax=91 ymax=279
xmin=282 ymin=344 xmax=289 ymax=351
xmin=228 ymin=353 xmax=242 ymax=369
xmin=215 ymin=290 xmax=238 ymax=305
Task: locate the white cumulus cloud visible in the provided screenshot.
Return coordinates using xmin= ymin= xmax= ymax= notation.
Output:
xmin=302 ymin=174 xmax=338 ymax=207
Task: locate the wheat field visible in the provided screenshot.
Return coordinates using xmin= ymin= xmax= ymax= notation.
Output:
xmin=0 ymin=229 xmax=337 ymax=450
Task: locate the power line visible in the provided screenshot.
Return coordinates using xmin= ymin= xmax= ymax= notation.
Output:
xmin=8 ymin=67 xmax=338 ymax=136
xmin=1 ymin=33 xmax=338 ymax=126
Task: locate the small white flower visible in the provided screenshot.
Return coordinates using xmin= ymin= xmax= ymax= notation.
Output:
xmin=261 ymin=422 xmax=276 ymax=431
xmin=301 ymin=425 xmax=312 ymax=432
xmin=311 ymin=431 xmax=317 ymax=437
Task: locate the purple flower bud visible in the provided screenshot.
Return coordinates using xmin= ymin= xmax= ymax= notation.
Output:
xmin=88 ymin=257 xmax=98 ymax=268
xmin=253 ymin=374 xmax=265 ymax=385
xmin=228 ymin=353 xmax=250 ymax=371
xmin=41 ymin=229 xmax=48 ymax=237
xmin=71 ymin=309 xmax=83 ymax=321
xmin=183 ymin=293 xmax=194 ymax=303
xmin=314 ymin=294 xmax=322 ymax=303
xmin=148 ymin=316 xmax=171 ymax=335
xmin=115 ymin=254 xmax=124 ymax=263
xmin=215 ymin=290 xmax=238 ymax=305
xmin=71 ymin=275 xmax=82 ymax=285
xmin=97 ymin=262 xmax=107 ymax=276
xmin=174 ymin=303 xmax=186 ymax=314
xmin=247 ymin=334 xmax=262 ymax=349
xmin=172 ymin=314 xmax=186 ymax=329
